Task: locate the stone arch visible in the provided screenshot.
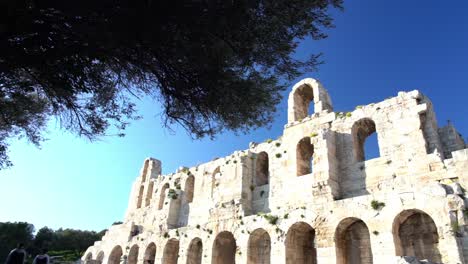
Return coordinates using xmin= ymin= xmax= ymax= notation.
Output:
xmin=185 ymin=175 xmax=195 ymax=203
xmin=287 ymin=78 xmax=333 ymax=123
xmin=107 ymin=246 xmax=123 ymax=264
xmin=137 ymin=185 xmax=144 ymax=209
xmin=96 ymin=251 xmax=104 ymax=264
xmin=247 ymin=228 xmax=271 ymax=264
xmin=186 ymin=238 xmax=203 ymax=264
xmin=212 ymin=231 xmax=236 ymax=264
xmin=393 ymin=210 xmax=441 ymax=262
xmin=285 ymin=222 xmax=316 ymax=264
xmin=85 ymin=252 xmax=93 ymax=264
xmin=142 ymin=159 xmax=149 ymax=182
xmin=296 ymin=137 xmax=314 ymax=176
xmin=255 ymin=152 xmax=269 ymax=186
xmin=128 ymin=245 xmax=139 ymax=264
xmin=144 ymin=243 xmax=156 ymax=264
xmin=211 ymin=167 xmax=221 ymax=198
xmin=146 ymin=181 xmax=154 ymax=206
xmin=158 ymin=183 xmax=170 ymax=210
xmin=162 ymin=238 xmax=179 ymax=264
xmin=352 ymin=118 xmax=379 ymax=161
xmin=335 ymin=218 xmax=373 ymax=264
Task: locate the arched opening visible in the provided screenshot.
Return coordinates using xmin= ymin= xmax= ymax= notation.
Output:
xmin=186 ymin=238 xmax=203 ymax=264
xmin=211 ymin=167 xmax=221 ymax=198
xmin=107 ymin=246 xmax=122 ymax=264
xmin=96 ymin=252 xmax=104 ymax=264
xmin=335 ymin=218 xmax=373 ymax=264
xmin=296 ymin=137 xmax=314 ymax=176
xmin=352 ymin=118 xmax=379 ymax=161
xmin=158 ymin=183 xmax=170 ymax=210
xmin=247 ymin=228 xmax=271 ymax=264
xmin=293 ymin=84 xmax=315 ymax=121
xmin=146 ymin=181 xmax=154 ymax=206
xmin=255 ymin=152 xmax=269 ymax=186
xmin=185 ymin=175 xmax=195 ymax=203
xmin=144 ymin=243 xmax=156 ymax=264
xmin=137 ymin=185 xmax=144 ymax=209
xmin=85 ymin=253 xmax=93 ymax=264
xmin=285 ymin=222 xmax=316 ymax=264
xmin=212 ymin=231 xmax=236 ymax=264
xmin=142 ymin=159 xmax=149 ymax=182
xmin=393 ymin=210 xmax=441 ymax=262
xmin=128 ymin=245 xmax=139 ymax=264
xmin=162 ymin=239 xmax=179 ymax=264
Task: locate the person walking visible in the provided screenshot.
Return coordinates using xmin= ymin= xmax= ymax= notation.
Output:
xmin=5 ymin=243 xmax=27 ymax=264
xmin=32 ymin=249 xmax=50 ymax=264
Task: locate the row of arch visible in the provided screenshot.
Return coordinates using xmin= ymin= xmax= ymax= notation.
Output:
xmin=137 ymin=175 xmax=195 ymax=210
xmin=136 ymin=116 xmax=381 ymax=210
xmin=87 ymin=210 xmax=441 ymax=264
xmin=253 ymin=117 xmax=379 ymax=181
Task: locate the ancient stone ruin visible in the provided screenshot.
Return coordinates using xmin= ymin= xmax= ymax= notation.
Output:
xmin=82 ymin=78 xmax=468 ymax=263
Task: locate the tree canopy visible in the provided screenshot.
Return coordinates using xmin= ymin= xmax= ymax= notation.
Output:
xmin=0 ymin=221 xmax=106 ymax=263
xmin=0 ymin=0 xmax=343 ymax=168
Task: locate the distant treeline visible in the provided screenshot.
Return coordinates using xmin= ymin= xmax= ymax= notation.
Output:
xmin=0 ymin=222 xmax=106 ymax=263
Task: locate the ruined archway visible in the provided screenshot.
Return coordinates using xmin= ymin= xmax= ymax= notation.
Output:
xmin=107 ymin=246 xmax=122 ymax=264
xmin=292 ymin=84 xmax=315 ymax=121
xmin=285 ymin=222 xmax=316 ymax=264
xmin=296 ymin=137 xmax=314 ymax=176
xmin=287 ymin=79 xmax=333 ymax=123
xmin=146 ymin=181 xmax=154 ymax=206
xmin=158 ymin=183 xmax=170 ymax=210
xmin=137 ymin=185 xmax=144 ymax=209
xmin=186 ymin=238 xmax=202 ymax=264
xmin=255 ymin=152 xmax=269 ymax=186
xmin=335 ymin=218 xmax=373 ymax=264
xmin=128 ymin=245 xmax=139 ymax=264
xmin=96 ymin=251 xmax=104 ymax=264
xmin=211 ymin=167 xmax=221 ymax=198
xmin=162 ymin=239 xmax=179 ymax=264
xmin=142 ymin=159 xmax=149 ymax=182
xmin=212 ymin=231 xmax=236 ymax=264
xmin=247 ymin=228 xmax=271 ymax=264
xmin=185 ymin=175 xmax=195 ymax=203
xmin=393 ymin=210 xmax=441 ymax=262
xmin=144 ymin=243 xmax=156 ymax=264
xmin=85 ymin=253 xmax=93 ymax=264
xmin=352 ymin=118 xmax=379 ymax=161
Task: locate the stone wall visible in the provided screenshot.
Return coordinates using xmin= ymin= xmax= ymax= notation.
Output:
xmin=82 ymin=78 xmax=468 ymax=264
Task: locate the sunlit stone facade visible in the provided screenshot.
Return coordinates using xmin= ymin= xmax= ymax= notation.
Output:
xmin=83 ymin=78 xmax=468 ymax=264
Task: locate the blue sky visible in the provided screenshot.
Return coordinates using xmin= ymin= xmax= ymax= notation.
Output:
xmin=1 ymin=0 xmax=467 ymax=232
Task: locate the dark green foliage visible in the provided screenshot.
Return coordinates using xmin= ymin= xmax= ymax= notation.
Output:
xmin=0 ymin=222 xmax=34 ymax=262
xmin=0 ymin=0 xmax=342 ymax=169
xmin=0 ymin=222 xmax=105 ymax=263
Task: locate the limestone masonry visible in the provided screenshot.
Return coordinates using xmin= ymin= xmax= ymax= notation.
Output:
xmin=82 ymin=78 xmax=468 ymax=264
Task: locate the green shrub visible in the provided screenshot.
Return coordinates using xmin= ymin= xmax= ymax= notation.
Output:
xmin=168 ymin=189 xmax=178 ymax=199
xmin=263 ymin=214 xmax=279 ymax=225
xmin=370 ymin=200 xmax=385 ymax=210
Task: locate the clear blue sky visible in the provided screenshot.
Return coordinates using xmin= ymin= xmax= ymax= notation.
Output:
xmin=1 ymin=0 xmax=467 ymax=232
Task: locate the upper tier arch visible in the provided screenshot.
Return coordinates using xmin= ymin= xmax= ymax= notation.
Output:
xmin=287 ymin=78 xmax=333 ymax=123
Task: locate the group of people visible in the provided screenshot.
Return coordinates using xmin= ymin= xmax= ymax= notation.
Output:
xmin=4 ymin=244 xmax=50 ymax=264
